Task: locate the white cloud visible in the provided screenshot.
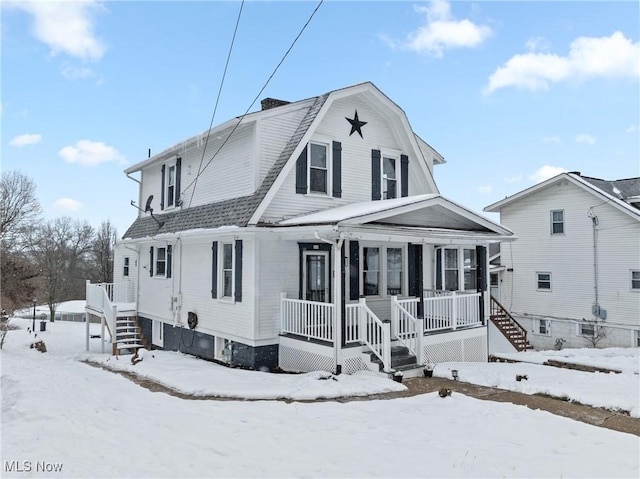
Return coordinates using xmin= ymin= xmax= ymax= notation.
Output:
xmin=485 ymin=31 xmax=639 ymax=94
xmin=575 ymin=134 xmax=596 ymax=145
xmin=398 ymin=0 xmax=492 ymax=57
xmin=529 ymin=165 xmax=567 ymax=183
xmin=11 ymin=0 xmax=106 ymax=61
xmin=504 ymin=175 xmax=522 ymax=183
xmin=59 ymin=140 xmax=125 ymax=166
xmin=542 ymin=136 xmax=562 ymax=144
xmin=627 ymin=124 xmax=639 ymax=133
xmin=53 ymin=198 xmax=83 ymax=212
xmin=478 ymin=185 xmax=492 ymax=194
xmin=525 ymin=37 xmax=551 ymax=53
xmin=9 ymin=133 xmax=42 ymax=146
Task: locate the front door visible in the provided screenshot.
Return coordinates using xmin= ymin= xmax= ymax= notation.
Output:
xmin=303 ymin=251 xmax=330 ymax=302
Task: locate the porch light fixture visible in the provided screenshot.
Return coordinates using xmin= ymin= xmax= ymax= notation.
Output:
xmin=451 ymin=369 xmax=459 ymax=381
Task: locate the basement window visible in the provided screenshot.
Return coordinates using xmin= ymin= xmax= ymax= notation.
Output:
xmin=535 ymin=319 xmax=550 ymax=336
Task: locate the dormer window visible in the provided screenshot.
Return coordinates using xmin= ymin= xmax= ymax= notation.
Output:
xmin=383 ymin=155 xmax=397 ymax=199
xmin=372 ymin=150 xmax=408 ymax=200
xmin=296 ymin=141 xmax=342 ymax=198
xmin=167 ymin=164 xmax=176 ymax=207
xmin=309 ymin=142 xmax=328 ymax=194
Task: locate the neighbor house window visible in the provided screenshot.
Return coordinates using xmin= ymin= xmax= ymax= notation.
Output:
xmin=536 ymin=319 xmax=550 ymax=336
xmin=579 ymin=323 xmax=595 ymax=337
xmin=309 ymin=142 xmax=329 ymax=194
xmin=363 ymin=247 xmax=380 ymax=295
xmin=551 ymin=210 xmax=564 ymax=234
xmin=463 ymin=249 xmax=477 ymax=291
xmin=387 ymin=248 xmax=402 ymax=295
xmin=635 ymin=331 xmax=640 ymax=347
xmin=536 ymin=272 xmax=551 ymax=290
xmin=222 ymin=243 xmax=234 ymax=298
xmin=382 ymin=156 xmax=397 ymax=199
xmin=631 ymin=271 xmax=640 ymax=290
xmin=123 ymin=257 xmax=130 ymax=277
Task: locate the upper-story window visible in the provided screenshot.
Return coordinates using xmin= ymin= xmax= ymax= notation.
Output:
xmin=536 ymin=272 xmax=551 ymax=291
xmin=309 ymin=142 xmax=329 ymax=194
xmin=161 ymin=158 xmax=181 ymax=210
xmin=296 ymin=141 xmax=342 ymax=198
xmin=372 ymin=150 xmax=408 ymax=200
xmin=551 ymin=210 xmax=564 ymax=234
xmin=631 ymin=270 xmax=640 ymax=291
xmin=211 ymin=240 xmax=243 ymax=302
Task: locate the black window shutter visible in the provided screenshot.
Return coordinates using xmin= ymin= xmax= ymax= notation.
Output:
xmin=349 ymin=240 xmax=360 ymax=300
xmin=211 ymin=241 xmax=218 ymax=298
xmin=160 ymin=164 xmax=166 ymax=210
xmin=149 ymin=246 xmax=154 ymax=277
xmin=332 ymin=141 xmax=342 ymax=198
xmin=476 ymin=245 xmax=487 ymax=324
xmin=371 ymin=149 xmax=381 ymax=200
xmin=295 ymin=146 xmax=308 ymax=194
xmin=401 ymin=154 xmax=409 ymax=197
xmin=175 ymin=158 xmax=182 ymax=206
xmin=408 ymin=243 xmax=423 ymax=294
xmin=234 ymin=240 xmax=243 ymax=302
xmin=167 ymin=245 xmax=172 ymax=278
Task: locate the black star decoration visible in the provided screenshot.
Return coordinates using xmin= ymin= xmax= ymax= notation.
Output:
xmin=345 ymin=110 xmax=367 ymax=138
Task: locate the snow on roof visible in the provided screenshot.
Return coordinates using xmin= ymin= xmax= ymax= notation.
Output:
xmin=279 ymin=194 xmax=439 ymax=225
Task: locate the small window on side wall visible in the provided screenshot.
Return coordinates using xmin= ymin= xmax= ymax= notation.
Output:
xmin=536 ymin=319 xmax=550 ymax=335
xmin=537 ymin=272 xmax=551 ymax=291
xmin=631 ymin=271 xmax=640 ymax=290
xmin=123 ymin=257 xmax=130 ymax=277
xmin=551 ymin=210 xmax=564 ymax=234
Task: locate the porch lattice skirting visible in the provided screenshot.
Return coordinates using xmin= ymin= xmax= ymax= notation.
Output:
xmin=422 ymin=327 xmax=487 ymax=364
xmin=279 ymin=338 xmax=336 ymax=373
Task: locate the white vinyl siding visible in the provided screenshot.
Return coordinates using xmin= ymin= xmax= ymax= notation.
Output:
xmin=499 ymin=181 xmax=640 ymax=330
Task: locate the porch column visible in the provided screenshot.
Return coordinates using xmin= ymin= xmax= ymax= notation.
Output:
xmin=333 ymin=237 xmax=344 ymax=374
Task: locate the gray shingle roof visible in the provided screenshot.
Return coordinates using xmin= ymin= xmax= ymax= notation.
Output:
xmin=123 ymin=93 xmax=329 ymax=239
xmin=580 ymin=175 xmax=640 ymax=204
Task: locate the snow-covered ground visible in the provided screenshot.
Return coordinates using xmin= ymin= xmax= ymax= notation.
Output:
xmin=1 ymin=318 xmax=639 ymax=478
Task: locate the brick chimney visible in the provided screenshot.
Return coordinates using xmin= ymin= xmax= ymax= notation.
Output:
xmin=261 ymin=98 xmax=290 ymax=110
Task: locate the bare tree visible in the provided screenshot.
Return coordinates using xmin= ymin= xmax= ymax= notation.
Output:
xmin=0 ymin=171 xmax=41 ymax=247
xmin=91 ymin=220 xmax=118 ymax=283
xmin=28 ymin=217 xmax=95 ymax=320
xmin=581 ymin=317 xmax=607 ymax=348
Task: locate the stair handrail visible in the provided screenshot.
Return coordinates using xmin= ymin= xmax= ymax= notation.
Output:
xmin=358 ymin=298 xmax=391 ymax=372
xmin=391 ymin=296 xmax=423 ymax=365
xmin=489 ymin=296 xmax=529 ymax=350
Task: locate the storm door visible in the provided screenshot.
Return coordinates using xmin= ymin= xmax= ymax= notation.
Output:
xmin=303 ymin=251 xmax=330 ymax=302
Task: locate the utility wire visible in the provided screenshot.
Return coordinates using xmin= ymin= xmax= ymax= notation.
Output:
xmin=187 ymin=0 xmax=245 ymax=210
xmin=181 ymin=0 xmax=324 ymax=197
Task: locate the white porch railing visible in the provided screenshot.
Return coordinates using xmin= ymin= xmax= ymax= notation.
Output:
xmin=96 ymin=282 xmax=134 ymax=303
xmin=391 ymin=296 xmax=423 ymax=365
xmin=280 ymin=293 xmax=334 ymax=342
xmin=423 ymin=290 xmax=482 ymax=332
xmin=353 ymin=298 xmax=391 ymax=372
xmin=85 ymin=281 xmax=117 ymax=352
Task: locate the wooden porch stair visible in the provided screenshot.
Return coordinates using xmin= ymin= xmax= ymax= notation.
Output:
xmin=366 ymin=345 xmax=420 ymax=374
xmin=113 ymin=316 xmax=149 ymax=356
xmin=489 ymin=296 xmax=533 ymax=352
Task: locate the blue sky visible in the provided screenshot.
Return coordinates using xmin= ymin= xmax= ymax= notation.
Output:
xmin=2 ymin=0 xmax=639 ymax=235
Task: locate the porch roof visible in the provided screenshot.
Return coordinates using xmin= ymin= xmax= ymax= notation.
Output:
xmin=279 ymin=194 xmax=514 ymax=237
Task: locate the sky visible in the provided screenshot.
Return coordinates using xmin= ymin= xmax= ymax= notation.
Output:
xmin=2 ymin=0 xmax=639 ymax=236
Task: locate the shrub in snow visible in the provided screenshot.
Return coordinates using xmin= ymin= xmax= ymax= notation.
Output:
xmin=516 ymin=374 xmax=528 ymax=382
xmin=30 ymin=340 xmax=47 ymax=353
xmin=438 ymin=387 xmax=452 ymax=398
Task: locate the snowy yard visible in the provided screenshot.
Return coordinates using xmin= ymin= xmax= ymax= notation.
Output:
xmin=1 ymin=318 xmax=639 ymax=478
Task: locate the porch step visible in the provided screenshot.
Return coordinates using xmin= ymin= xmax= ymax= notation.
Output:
xmin=367 ymin=345 xmax=419 ymax=372
xmin=112 ymin=316 xmax=149 ymax=356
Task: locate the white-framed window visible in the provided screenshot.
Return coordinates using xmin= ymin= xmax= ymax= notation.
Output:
xmin=536 ymin=272 xmax=551 ymax=291
xmin=550 ymin=210 xmax=564 ymax=235
xmin=221 ymin=242 xmax=234 ymax=298
xmin=151 ymin=245 xmax=172 ymax=278
xmin=167 ymin=164 xmax=176 ymax=207
xmin=361 ymin=246 xmax=405 ymax=297
xmin=579 ymin=323 xmax=595 ymax=337
xmin=463 ymin=249 xmax=477 ymax=290
xmin=123 ymin=257 xmax=129 ymax=277
xmin=382 ymin=155 xmax=397 ymax=199
xmin=308 ymin=142 xmax=329 ymax=194
xmin=631 ymin=270 xmax=640 ymax=290
xmin=156 ymin=247 xmax=167 ymax=276
xmin=535 ymin=319 xmax=551 ymax=336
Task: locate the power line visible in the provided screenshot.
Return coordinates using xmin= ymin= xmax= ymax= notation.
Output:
xmin=187 ymin=0 xmax=245 ymax=210
xmin=181 ymin=0 xmax=324 ymax=198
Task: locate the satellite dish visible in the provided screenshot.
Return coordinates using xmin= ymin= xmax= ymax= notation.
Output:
xmin=144 ymin=195 xmax=154 ymax=213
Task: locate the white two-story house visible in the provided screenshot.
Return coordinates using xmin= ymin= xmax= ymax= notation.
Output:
xmin=485 ymin=172 xmax=640 ymax=350
xmin=86 ymin=82 xmax=514 ymax=375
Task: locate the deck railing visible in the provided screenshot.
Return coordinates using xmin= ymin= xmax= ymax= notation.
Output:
xmin=96 ymin=282 xmax=134 ymax=303
xmin=423 ymin=290 xmax=482 ymax=332
xmin=391 ymin=296 xmax=423 ymax=365
xmin=280 ymin=293 xmax=334 ymax=342
xmin=85 ymin=281 xmax=117 ymax=352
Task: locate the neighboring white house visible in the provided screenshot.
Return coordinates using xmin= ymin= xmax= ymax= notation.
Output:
xmin=86 ymin=82 xmax=515 ymax=375
xmin=484 ymin=172 xmax=640 ymax=350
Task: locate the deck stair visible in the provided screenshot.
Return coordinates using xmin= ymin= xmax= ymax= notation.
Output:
xmin=113 ymin=316 xmax=148 ymax=355
xmin=366 ymin=344 xmax=424 ymax=377
xmin=489 ymin=296 xmax=533 ymax=352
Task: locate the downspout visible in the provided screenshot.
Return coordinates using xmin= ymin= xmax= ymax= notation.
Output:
xmin=588 ymin=208 xmax=599 ymax=316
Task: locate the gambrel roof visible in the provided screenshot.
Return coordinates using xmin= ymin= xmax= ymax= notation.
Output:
xmin=122 ymin=82 xmax=446 ymax=240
